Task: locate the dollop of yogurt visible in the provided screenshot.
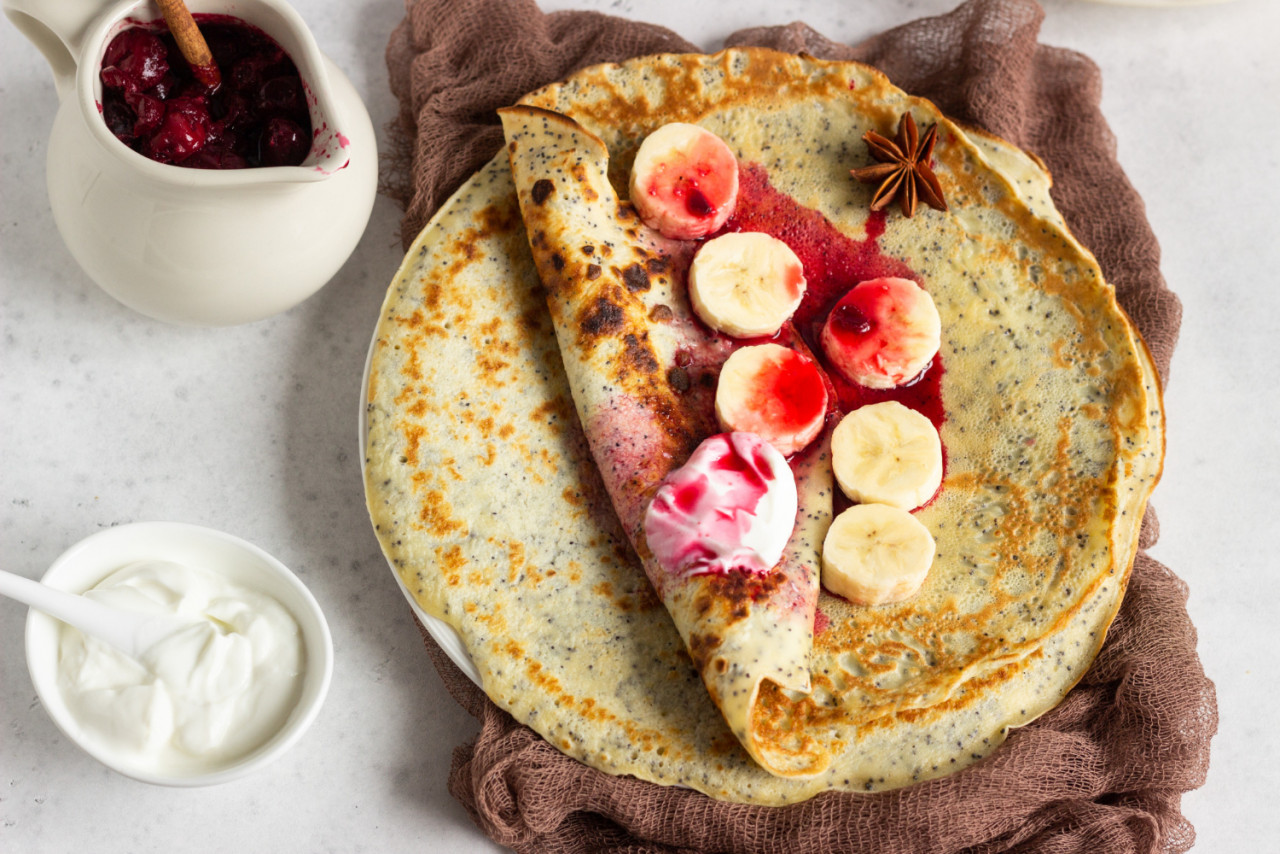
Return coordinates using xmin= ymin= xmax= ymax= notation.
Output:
xmin=643 ymin=432 xmax=798 ymax=577
xmin=56 ymin=560 xmax=304 ymax=775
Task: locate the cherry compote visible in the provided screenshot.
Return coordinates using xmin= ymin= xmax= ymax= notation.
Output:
xmin=99 ymin=17 xmax=312 ymax=168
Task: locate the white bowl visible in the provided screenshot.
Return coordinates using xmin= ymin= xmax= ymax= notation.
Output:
xmin=25 ymin=522 xmax=333 ymax=786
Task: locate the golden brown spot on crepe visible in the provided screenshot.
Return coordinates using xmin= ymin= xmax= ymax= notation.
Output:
xmin=402 ymin=345 xmax=423 ymax=382
xmin=531 ymin=394 xmax=575 ymax=426
xmin=706 ymin=571 xmax=785 ymax=623
xmin=417 ymin=490 xmax=467 ymax=537
xmin=621 ymin=333 xmax=660 ymax=376
xmin=579 ymin=293 xmax=625 ymax=338
xmin=393 ymin=306 xmax=425 ymax=329
xmin=400 ymin=423 xmax=426 ymax=467
xmin=570 ymin=162 xmax=598 ymax=201
xmin=473 ymin=607 xmax=506 ymax=634
xmin=688 ymin=632 xmax=723 ymax=674
xmin=392 ymin=381 xmax=427 ymax=409
xmin=562 ymin=488 xmax=585 ymax=507
xmin=526 ymin=660 xmax=563 ymax=697
xmin=476 ymin=199 xmax=522 ymax=236
xmin=1051 ymin=339 xmax=1073 ymax=369
xmin=476 ymin=353 xmax=511 ymax=382
xmin=649 ymin=303 xmax=673 ymax=322
xmin=437 ymin=544 xmax=466 ymax=588
xmin=621 ymin=263 xmax=650 ymax=292
xmin=505 ymin=540 xmax=528 ymax=584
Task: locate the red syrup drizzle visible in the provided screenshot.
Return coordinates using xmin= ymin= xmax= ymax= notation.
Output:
xmin=712 ymin=163 xmax=947 ymax=507
xmin=813 ymin=606 xmax=830 ymax=636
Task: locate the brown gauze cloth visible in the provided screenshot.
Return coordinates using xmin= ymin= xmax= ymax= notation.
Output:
xmin=383 ymin=0 xmax=1216 ymax=851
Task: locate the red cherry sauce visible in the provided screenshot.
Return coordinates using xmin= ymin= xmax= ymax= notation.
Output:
xmin=712 ymin=164 xmax=947 ymax=512
xmin=828 ymin=301 xmax=872 ymax=337
xmin=719 ymin=164 xmax=946 ymax=433
xmin=741 ymin=347 xmax=828 ymax=440
xmin=99 ymin=17 xmax=311 ymax=168
xmin=709 ymin=437 xmax=773 ymax=493
xmin=686 ymin=187 xmax=715 ymax=218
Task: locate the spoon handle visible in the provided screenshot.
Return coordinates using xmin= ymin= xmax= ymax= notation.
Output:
xmin=0 ymin=568 xmax=181 ymax=658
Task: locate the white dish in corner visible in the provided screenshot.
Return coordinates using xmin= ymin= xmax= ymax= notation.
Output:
xmin=25 ymin=521 xmax=334 ymax=786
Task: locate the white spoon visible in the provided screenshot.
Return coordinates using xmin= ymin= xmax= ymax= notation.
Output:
xmin=0 ymin=568 xmax=200 ymax=659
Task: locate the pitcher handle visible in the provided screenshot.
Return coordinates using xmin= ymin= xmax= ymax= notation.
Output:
xmin=3 ymin=0 xmax=105 ymax=93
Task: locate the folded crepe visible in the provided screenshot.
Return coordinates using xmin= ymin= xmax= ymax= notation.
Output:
xmin=500 ymin=103 xmax=832 ymax=776
xmin=365 ymin=47 xmax=1162 ymax=801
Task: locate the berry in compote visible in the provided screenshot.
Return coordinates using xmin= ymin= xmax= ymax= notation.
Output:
xmin=99 ymin=17 xmax=312 ymax=168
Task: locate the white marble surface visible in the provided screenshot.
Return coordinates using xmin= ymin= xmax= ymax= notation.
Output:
xmin=1 ymin=0 xmax=1276 ymax=851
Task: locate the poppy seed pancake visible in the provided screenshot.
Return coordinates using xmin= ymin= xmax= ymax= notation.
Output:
xmin=364 ymin=48 xmax=1162 ymax=803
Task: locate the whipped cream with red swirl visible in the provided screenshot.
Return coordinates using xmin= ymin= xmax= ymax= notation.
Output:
xmin=643 ymin=432 xmax=798 ymax=577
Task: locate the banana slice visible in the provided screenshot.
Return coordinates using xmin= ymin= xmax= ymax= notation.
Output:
xmin=820 ymin=277 xmax=940 ymax=388
xmin=629 ymin=122 xmax=739 ymax=239
xmin=821 ymin=504 xmax=935 ymax=605
xmin=715 ymin=343 xmax=829 ymax=457
xmin=689 ymin=232 xmax=807 ymax=338
xmin=831 ymin=401 xmax=942 ymax=510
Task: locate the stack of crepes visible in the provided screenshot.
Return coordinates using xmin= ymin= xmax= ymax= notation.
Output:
xmin=368 ymin=0 xmax=1216 ymax=851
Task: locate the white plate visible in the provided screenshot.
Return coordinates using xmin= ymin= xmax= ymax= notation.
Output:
xmin=359 ymin=331 xmax=483 ymax=687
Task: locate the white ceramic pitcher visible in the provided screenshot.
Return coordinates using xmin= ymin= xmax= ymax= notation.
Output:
xmin=3 ymin=0 xmax=377 ymax=325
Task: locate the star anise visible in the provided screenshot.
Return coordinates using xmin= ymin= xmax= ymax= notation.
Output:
xmin=850 ymin=112 xmax=948 ymax=218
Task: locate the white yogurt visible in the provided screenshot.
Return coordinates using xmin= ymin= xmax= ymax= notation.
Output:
xmin=55 ymin=560 xmax=305 ymax=775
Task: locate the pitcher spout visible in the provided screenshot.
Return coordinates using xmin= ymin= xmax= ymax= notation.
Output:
xmin=3 ymin=0 xmax=106 ymax=92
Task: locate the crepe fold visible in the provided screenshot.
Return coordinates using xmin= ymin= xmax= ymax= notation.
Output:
xmin=499 ymin=104 xmax=832 ymax=776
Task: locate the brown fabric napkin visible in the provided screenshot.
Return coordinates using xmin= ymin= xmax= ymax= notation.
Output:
xmin=384 ymin=1 xmax=1216 ymax=851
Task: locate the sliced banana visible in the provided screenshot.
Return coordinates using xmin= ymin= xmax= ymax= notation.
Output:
xmin=689 ymin=232 xmax=807 ymax=338
xmin=715 ymin=343 xmax=829 ymax=457
xmin=821 ymin=503 xmax=935 ymax=605
xmin=629 ymin=122 xmax=739 ymax=240
xmin=820 ymin=276 xmax=941 ymax=389
xmin=831 ymin=401 xmax=942 ymax=510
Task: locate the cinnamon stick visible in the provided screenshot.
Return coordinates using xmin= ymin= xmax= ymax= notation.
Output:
xmin=154 ymin=0 xmax=222 ymax=89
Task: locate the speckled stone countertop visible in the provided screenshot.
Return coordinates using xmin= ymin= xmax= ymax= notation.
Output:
xmin=2 ymin=1 xmax=1276 ymax=851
